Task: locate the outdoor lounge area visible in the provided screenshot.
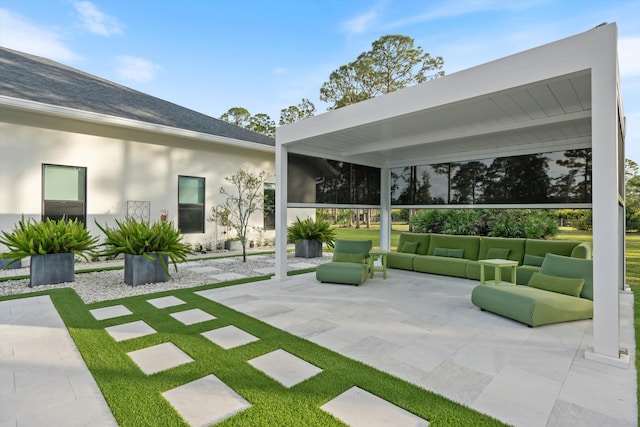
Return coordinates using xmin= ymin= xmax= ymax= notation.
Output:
xmin=1 ymin=265 xmax=636 ymax=426
xmin=153 ymin=269 xmax=638 ymax=426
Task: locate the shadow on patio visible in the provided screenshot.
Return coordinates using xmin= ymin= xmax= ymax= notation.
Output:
xmin=198 ymin=268 xmax=637 ymax=427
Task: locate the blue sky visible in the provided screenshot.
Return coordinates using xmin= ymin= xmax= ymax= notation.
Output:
xmin=1 ymin=0 xmax=639 ymax=162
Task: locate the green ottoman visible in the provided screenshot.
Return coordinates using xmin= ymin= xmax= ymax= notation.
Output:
xmin=316 ymin=262 xmax=369 ymax=285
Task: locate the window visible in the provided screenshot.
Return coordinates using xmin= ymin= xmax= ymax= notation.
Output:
xmin=42 ymin=164 xmax=86 ymax=225
xmin=391 ymin=148 xmax=592 ymax=205
xmin=178 ymin=176 xmax=205 ymax=233
xmin=264 ymin=183 xmax=275 ymax=230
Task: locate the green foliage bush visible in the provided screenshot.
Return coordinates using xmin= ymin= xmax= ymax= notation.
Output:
xmin=95 ymin=218 xmax=192 ymax=274
xmin=411 ymin=209 xmax=558 ymax=239
xmin=287 ymin=217 xmax=337 ymax=248
xmin=0 ymin=216 xmax=99 ymax=265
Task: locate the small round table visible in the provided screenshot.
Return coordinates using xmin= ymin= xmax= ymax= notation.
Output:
xmin=369 ymin=249 xmax=390 ymax=279
xmin=478 ymin=259 xmax=518 ymax=285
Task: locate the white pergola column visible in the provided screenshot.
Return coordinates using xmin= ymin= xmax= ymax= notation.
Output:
xmin=585 ymin=24 xmax=627 ymax=367
xmin=274 ymin=142 xmax=289 ymax=281
xmin=379 ymin=167 xmax=391 ymax=251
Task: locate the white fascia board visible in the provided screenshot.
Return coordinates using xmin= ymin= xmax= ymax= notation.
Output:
xmin=277 ymin=24 xmax=612 ymax=147
xmin=0 ymin=95 xmax=274 ymax=153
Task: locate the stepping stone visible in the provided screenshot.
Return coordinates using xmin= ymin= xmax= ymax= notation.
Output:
xmin=248 ymin=349 xmax=322 ymax=387
xmin=253 ymin=266 xmax=275 ymax=274
xmin=321 ymin=387 xmax=429 ymax=427
xmin=128 ymin=342 xmax=194 ymax=375
xmin=211 ymin=272 xmax=247 ymax=282
xmin=201 ymin=325 xmax=259 ymax=349
xmin=147 ymin=296 xmax=186 ymax=309
xmin=170 ymin=309 xmax=216 ymax=325
xmin=289 ymin=262 xmax=318 ymax=270
xmin=89 ymin=305 xmax=132 ymax=320
xmin=188 ymin=266 xmax=221 ymax=274
xmin=105 ymin=320 xmax=157 ymax=342
xmin=162 ymin=374 xmax=251 ymax=427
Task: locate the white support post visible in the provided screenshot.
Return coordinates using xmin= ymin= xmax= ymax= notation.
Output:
xmin=380 ymin=167 xmax=391 ymax=251
xmin=585 ymin=24 xmax=627 ymax=367
xmin=274 ymin=142 xmax=289 ymax=281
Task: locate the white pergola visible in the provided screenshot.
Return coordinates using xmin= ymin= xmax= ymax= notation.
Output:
xmin=275 ymin=23 xmax=627 ymax=367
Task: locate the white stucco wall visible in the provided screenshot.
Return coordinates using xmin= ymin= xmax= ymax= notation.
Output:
xmin=0 ymin=110 xmax=282 ymax=249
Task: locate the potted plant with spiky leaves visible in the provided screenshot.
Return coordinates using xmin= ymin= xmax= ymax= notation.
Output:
xmin=0 ymin=216 xmax=99 ymax=286
xmin=287 ymin=217 xmax=336 ymax=258
xmin=96 ymin=218 xmax=192 ymax=286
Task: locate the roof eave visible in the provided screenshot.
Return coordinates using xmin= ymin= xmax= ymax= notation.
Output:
xmin=0 ymin=95 xmax=275 ymax=153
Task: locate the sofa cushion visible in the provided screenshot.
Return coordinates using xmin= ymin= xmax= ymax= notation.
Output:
xmin=428 ymin=234 xmax=480 ymax=260
xmin=539 ymin=253 xmax=594 ymax=300
xmin=333 ymin=253 xmax=366 ymax=263
xmin=434 ymin=247 xmax=448 ymax=257
xmin=399 ymin=240 xmax=419 ymax=254
xmin=414 ymin=255 xmax=469 ymax=278
xmin=334 ymin=240 xmax=372 ymax=257
xmin=527 ymin=272 xmax=584 ymax=297
xmin=485 ymin=247 xmax=510 ymax=259
xmin=524 ymin=254 xmax=545 ymax=267
xmin=316 ymin=262 xmax=368 ymax=285
xmin=478 ymin=237 xmax=525 ymax=262
xmin=471 ymin=283 xmax=593 ymax=326
xmin=524 ymin=239 xmax=580 ymax=258
xmin=387 ymin=252 xmax=416 ymax=270
xmin=516 ymin=265 xmax=541 ymax=285
xmin=397 ymin=233 xmax=430 ymax=255
xmin=434 ymin=247 xmax=464 ymax=258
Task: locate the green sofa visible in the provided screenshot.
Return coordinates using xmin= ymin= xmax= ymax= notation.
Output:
xmin=471 ymin=253 xmax=594 ymax=326
xmin=388 ymin=232 xmax=591 ymax=283
xmin=387 ymin=232 xmax=593 ymax=326
xmin=316 ymin=240 xmax=372 ymax=285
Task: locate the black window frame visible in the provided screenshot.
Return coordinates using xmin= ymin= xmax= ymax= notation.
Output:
xmin=42 ymin=163 xmax=87 ymax=226
xmin=178 ymin=175 xmax=205 ymax=234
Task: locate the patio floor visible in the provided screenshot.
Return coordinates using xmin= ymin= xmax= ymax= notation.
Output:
xmin=0 ymin=267 xmax=636 ymax=426
xmin=197 ymin=269 xmax=637 ymax=427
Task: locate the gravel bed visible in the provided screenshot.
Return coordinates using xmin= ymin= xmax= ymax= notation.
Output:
xmin=0 ymin=253 xmax=332 ymax=304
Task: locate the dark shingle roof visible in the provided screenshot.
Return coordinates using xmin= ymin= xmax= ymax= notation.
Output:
xmin=0 ymin=46 xmax=274 ymax=146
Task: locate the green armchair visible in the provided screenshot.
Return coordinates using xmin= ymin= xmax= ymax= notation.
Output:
xmin=315 ymin=240 xmax=373 ymax=285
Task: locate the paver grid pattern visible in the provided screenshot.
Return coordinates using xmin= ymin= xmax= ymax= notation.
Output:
xmin=89 ymin=291 xmax=430 ymax=426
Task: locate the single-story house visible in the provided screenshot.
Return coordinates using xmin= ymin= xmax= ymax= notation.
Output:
xmin=0 ymin=46 xmax=288 ymax=248
xmin=275 ymin=23 xmax=628 ymax=367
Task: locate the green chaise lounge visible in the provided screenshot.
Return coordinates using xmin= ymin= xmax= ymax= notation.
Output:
xmin=316 ymin=240 xmax=372 ymax=285
xmin=471 ymin=253 xmax=594 ymax=326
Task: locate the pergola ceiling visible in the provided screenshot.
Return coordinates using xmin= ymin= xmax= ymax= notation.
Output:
xmin=280 ymin=70 xmax=591 ymax=169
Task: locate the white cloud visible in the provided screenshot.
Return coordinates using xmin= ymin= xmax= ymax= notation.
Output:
xmin=115 ymin=55 xmax=160 ymax=82
xmin=619 ymin=36 xmax=640 ymax=77
xmin=73 ymin=1 xmax=123 ymax=36
xmin=273 ymin=66 xmax=288 ymax=75
xmin=384 ymin=0 xmax=548 ymax=30
xmin=0 ymin=9 xmax=78 ymax=61
xmin=342 ymin=0 xmax=388 ymax=35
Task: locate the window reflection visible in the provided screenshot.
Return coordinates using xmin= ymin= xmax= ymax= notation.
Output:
xmin=391 ymin=149 xmax=591 ymax=205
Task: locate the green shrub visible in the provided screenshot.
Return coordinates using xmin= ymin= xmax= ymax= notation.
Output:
xmin=0 ymin=216 xmax=99 ymax=266
xmin=95 ymin=218 xmax=192 ymax=274
xmin=412 ymin=209 xmax=559 ymax=239
xmin=287 ymin=217 xmax=337 ymax=248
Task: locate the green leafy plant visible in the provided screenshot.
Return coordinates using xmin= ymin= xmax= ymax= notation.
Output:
xmin=95 ymin=218 xmax=192 ymax=275
xmin=0 ymin=216 xmax=99 ymax=266
xmin=287 ymin=217 xmax=337 ymax=248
